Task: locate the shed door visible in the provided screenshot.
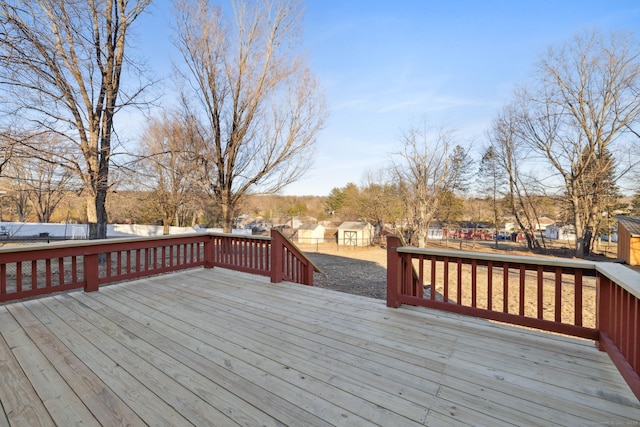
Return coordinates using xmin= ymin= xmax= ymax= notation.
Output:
xmin=344 ymin=231 xmax=357 ymax=246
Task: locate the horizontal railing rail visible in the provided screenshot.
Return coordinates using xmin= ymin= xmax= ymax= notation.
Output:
xmin=385 ymin=235 xmax=640 ymax=401
xmin=0 ymin=230 xmax=316 ymax=303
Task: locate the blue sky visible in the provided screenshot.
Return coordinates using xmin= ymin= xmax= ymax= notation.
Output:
xmin=133 ymin=1 xmax=640 ymax=196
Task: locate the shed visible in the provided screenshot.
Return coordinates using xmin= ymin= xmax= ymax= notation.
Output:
xmin=616 ymin=216 xmax=640 ymax=266
xmin=296 ymin=223 xmax=325 ymax=244
xmin=337 ymin=221 xmax=374 ymax=247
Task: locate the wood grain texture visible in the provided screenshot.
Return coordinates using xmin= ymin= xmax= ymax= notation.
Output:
xmin=0 ymin=268 xmax=638 ymax=426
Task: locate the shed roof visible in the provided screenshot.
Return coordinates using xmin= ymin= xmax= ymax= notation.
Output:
xmin=338 ymin=221 xmax=372 ymax=230
xmin=617 ymin=216 xmax=640 ymax=237
xmin=297 ymin=223 xmax=323 ymax=231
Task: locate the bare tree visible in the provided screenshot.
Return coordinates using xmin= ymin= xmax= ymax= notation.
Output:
xmin=138 ymin=111 xmax=205 ymax=234
xmin=0 ymin=0 xmax=152 ymax=238
xmin=478 ymin=145 xmax=505 ymax=248
xmin=515 ymin=30 xmax=640 ymax=256
xmin=4 ymin=155 xmax=75 ymax=223
xmin=359 ymin=170 xmax=404 ymax=233
xmin=174 ymin=0 xmax=327 ymax=232
xmin=488 ymin=106 xmax=548 ymax=249
xmin=391 ymin=121 xmax=470 ymax=248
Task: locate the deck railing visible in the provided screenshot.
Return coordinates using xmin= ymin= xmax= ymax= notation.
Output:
xmin=385 ymin=235 xmax=640 ymax=400
xmin=0 ymin=230 xmax=317 ymax=303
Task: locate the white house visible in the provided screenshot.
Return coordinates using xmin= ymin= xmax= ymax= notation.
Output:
xmin=545 ymin=224 xmax=576 ymax=241
xmin=534 ymin=216 xmax=556 ymax=231
xmin=337 ymin=221 xmax=374 ymax=247
xmin=427 ymin=226 xmax=445 ymax=240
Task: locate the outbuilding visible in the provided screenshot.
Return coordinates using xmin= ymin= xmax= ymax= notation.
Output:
xmin=337 ymin=221 xmax=375 ymax=247
xmin=616 ymin=216 xmax=640 ymax=266
xmin=296 ymin=223 xmax=325 ymax=244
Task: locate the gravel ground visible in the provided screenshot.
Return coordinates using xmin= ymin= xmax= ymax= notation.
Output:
xmin=305 ymin=247 xmax=389 ymax=300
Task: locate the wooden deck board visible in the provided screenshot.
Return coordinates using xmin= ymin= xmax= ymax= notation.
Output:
xmin=0 ymin=267 xmax=639 ymax=426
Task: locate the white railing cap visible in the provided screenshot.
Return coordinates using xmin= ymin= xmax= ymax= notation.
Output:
xmin=596 ymin=262 xmax=640 ymax=299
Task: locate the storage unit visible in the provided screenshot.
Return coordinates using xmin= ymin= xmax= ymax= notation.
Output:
xmin=616 ymin=216 xmax=640 ymax=266
xmin=296 ymin=223 xmax=325 ymax=244
xmin=337 ymin=221 xmax=374 ymax=247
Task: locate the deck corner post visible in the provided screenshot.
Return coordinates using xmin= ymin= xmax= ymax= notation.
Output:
xmin=84 ymin=253 xmax=99 ymax=292
xmin=270 ymin=229 xmax=284 ymax=283
xmin=386 ymin=235 xmax=402 ymax=308
xmin=204 ymin=234 xmax=215 ymax=269
xmin=595 ymin=271 xmax=611 ymax=351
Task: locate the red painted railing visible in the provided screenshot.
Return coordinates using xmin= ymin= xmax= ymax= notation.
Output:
xmin=0 ymin=230 xmax=317 ymax=303
xmin=596 ymin=263 xmax=640 ymax=400
xmin=270 ymin=230 xmax=318 ymax=285
xmin=386 ymin=235 xmax=640 ymax=400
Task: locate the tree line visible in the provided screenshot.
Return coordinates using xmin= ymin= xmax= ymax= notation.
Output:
xmin=328 ymin=30 xmax=640 ymax=258
xmin=0 ymin=1 xmax=638 ymax=259
xmin=0 ymin=0 xmax=325 ymax=237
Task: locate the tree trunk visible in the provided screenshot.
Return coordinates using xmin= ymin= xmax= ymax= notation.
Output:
xmin=572 ymin=194 xmax=584 ymax=258
xmin=88 ymin=186 xmax=109 ymax=240
xmin=221 ymin=197 xmax=233 ymax=233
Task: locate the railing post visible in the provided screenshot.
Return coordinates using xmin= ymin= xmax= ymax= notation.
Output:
xmin=596 ymin=272 xmax=611 ymax=351
xmin=386 ymin=235 xmax=402 ymax=308
xmin=84 ymin=253 xmax=99 ymax=292
xmin=270 ymin=229 xmax=283 ymax=283
xmin=303 ymin=261 xmax=314 ymax=286
xmin=204 ymin=234 xmax=215 ymax=268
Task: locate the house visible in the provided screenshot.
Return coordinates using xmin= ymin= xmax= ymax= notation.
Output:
xmin=427 ymin=226 xmax=445 ymax=240
xmin=533 ymin=216 xmax=556 ymax=231
xmin=296 ymin=223 xmax=325 ymax=244
xmin=545 ymin=224 xmax=576 ymax=241
xmin=616 ymin=216 xmax=640 ymax=266
xmin=337 ymin=221 xmax=374 ymax=247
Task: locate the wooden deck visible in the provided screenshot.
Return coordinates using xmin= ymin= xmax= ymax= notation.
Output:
xmin=1 ymin=268 xmax=638 ymax=426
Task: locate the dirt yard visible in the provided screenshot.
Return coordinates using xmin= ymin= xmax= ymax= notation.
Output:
xmin=302 ymin=242 xmax=598 ymax=329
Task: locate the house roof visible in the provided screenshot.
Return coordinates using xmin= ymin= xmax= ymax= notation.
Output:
xmin=338 ymin=221 xmax=372 ymax=230
xmin=617 ymin=216 xmax=640 ymax=237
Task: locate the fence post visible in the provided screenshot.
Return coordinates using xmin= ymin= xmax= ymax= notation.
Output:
xmin=204 ymin=234 xmax=215 ymax=268
xmin=84 ymin=253 xmax=99 ymax=292
xmin=270 ymin=229 xmax=283 ymax=283
xmin=386 ymin=235 xmax=402 ymax=308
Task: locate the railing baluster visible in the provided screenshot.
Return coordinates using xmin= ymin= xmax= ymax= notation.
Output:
xmin=471 ymin=260 xmax=477 ymax=308
xmin=519 ymin=265 xmax=525 ymax=316
xmin=117 ymin=251 xmax=122 ymax=275
xmin=575 ymin=269 xmax=583 ymax=326
xmin=58 ymin=258 xmax=65 ymax=286
xmin=456 ymin=258 xmax=462 ymax=305
xmin=72 ymin=256 xmax=78 ymax=283
xmin=503 ymin=264 xmax=509 ymax=313
xmin=31 ymin=260 xmax=38 ymax=290
xmin=537 ymin=266 xmax=543 ymax=320
xmin=555 ymin=267 xmax=562 ymax=323
xmin=443 ymin=257 xmax=449 ymax=304
xmin=487 ymin=261 xmax=493 ymax=311
xmin=1 ymin=264 xmax=6 ymax=295
xmin=16 ymin=262 xmax=22 ymax=292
